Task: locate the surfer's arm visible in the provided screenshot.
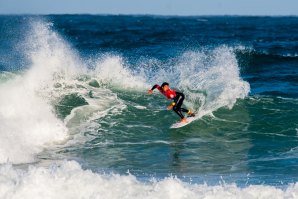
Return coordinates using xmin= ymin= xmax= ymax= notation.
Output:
xmin=151 ymin=84 xmax=160 ymax=91
xmin=148 ymin=84 xmax=161 ymax=94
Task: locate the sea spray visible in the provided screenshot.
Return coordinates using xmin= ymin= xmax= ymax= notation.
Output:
xmin=93 ymin=55 xmax=148 ymax=89
xmin=176 ymin=47 xmax=250 ymax=116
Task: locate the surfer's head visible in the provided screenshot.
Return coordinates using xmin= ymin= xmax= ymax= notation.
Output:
xmin=161 ymin=82 xmax=169 ymax=91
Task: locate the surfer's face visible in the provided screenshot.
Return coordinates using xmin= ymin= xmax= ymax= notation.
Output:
xmin=162 ymin=85 xmax=169 ymax=91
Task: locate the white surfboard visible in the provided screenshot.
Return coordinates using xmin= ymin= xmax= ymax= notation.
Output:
xmin=170 ymin=116 xmax=196 ymax=129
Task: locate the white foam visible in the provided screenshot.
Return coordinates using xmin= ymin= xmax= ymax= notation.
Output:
xmin=0 ymin=21 xmax=78 ymax=164
xmin=0 ymin=77 xmax=68 ymax=164
xmin=134 ymin=105 xmax=147 ymax=110
xmin=93 ymin=56 xmax=148 ymax=89
xmin=0 ymin=161 xmax=297 ymax=199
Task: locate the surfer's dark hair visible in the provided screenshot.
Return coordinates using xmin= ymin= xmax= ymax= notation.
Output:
xmin=161 ymin=82 xmax=169 ymax=88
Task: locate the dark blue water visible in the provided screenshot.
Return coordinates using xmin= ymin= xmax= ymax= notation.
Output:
xmin=0 ymin=16 xmax=298 ymax=197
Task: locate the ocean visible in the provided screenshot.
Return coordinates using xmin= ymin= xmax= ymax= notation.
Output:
xmin=0 ymin=15 xmax=298 ymax=198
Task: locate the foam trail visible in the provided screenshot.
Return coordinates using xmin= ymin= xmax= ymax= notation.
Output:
xmin=0 ymin=161 xmax=297 ymax=199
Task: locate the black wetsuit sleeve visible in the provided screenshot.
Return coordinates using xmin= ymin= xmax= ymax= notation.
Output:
xmin=151 ymin=84 xmax=159 ymax=90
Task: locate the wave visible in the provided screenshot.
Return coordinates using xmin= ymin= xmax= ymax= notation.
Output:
xmin=0 ymin=161 xmax=297 ymax=199
xmin=0 ymin=18 xmax=250 ymax=164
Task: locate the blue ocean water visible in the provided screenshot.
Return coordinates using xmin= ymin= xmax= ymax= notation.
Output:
xmin=0 ymin=15 xmax=298 ymax=198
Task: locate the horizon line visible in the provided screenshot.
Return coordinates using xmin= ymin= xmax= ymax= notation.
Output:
xmin=1 ymin=13 xmax=298 ymax=17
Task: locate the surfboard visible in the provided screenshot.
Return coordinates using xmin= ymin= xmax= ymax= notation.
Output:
xmin=170 ymin=116 xmax=196 ymax=129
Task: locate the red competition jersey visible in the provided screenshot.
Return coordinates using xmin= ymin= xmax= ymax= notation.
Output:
xmin=156 ymin=85 xmax=177 ymax=99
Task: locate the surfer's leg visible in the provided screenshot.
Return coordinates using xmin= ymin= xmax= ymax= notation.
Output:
xmin=175 ymin=92 xmax=184 ymax=109
xmin=175 ymin=92 xmax=189 ymax=113
xmin=175 ymin=92 xmax=194 ymax=117
xmin=173 ymin=106 xmax=184 ymax=119
xmin=173 ymin=92 xmax=186 ymax=119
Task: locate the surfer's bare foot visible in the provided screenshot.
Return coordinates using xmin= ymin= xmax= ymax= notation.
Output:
xmin=180 ymin=118 xmax=187 ymax=123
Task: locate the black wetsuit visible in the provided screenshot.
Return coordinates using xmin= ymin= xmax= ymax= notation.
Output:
xmin=172 ymin=92 xmax=189 ymax=119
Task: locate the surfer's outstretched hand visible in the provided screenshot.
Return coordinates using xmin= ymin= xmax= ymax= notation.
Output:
xmin=148 ymin=90 xmax=153 ymax=95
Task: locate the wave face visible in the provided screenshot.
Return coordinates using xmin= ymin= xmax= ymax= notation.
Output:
xmin=0 ymin=15 xmax=298 ymax=197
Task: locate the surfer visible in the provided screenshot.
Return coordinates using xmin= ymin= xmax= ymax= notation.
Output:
xmin=148 ymin=82 xmax=195 ymax=123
